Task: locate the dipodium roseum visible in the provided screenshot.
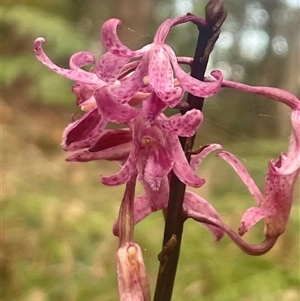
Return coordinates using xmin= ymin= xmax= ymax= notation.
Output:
xmin=218 ymin=82 xmax=300 ymax=239
xmin=100 ymin=14 xmax=223 ymax=108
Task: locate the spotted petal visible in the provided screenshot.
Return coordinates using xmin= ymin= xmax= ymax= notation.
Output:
xmin=238 ymin=207 xmax=275 ymax=236
xmin=148 ymin=45 xmax=174 ymax=94
xmin=34 ymin=38 xmax=102 ymax=85
xmin=101 ymin=19 xmax=152 ymax=57
xmin=170 ymin=135 xmax=205 ymax=187
xmin=222 ymin=80 xmax=300 ymax=110
xmin=69 ymin=51 xmax=96 ymax=70
xmin=95 ymin=86 xmax=139 ymax=122
xmin=95 ymin=52 xmax=129 ymax=84
xmin=217 ymin=151 xmax=265 ymax=204
xmin=154 ymin=14 xmax=207 ymax=44
xmin=183 ymin=191 xmax=224 ymax=241
xmin=156 ymin=109 xmax=203 ymax=137
xmin=190 ymin=144 xmax=223 ymax=170
xmin=167 ymin=46 xmax=223 ymax=98
xmin=101 ymin=142 xmax=139 ymax=186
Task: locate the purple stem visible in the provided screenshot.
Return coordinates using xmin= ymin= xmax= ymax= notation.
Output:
xmin=153 ymin=2 xmax=227 ymax=300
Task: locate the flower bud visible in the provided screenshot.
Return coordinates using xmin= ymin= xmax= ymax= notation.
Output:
xmin=117 ymin=242 xmax=150 ymax=301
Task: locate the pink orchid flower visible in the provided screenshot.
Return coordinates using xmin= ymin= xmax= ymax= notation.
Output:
xmin=219 ymin=81 xmax=300 ymax=238
xmin=101 ymin=14 xmax=223 ymax=107
xmin=112 ymin=144 xmax=226 ymax=242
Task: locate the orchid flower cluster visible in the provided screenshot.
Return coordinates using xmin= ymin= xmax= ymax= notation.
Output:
xmin=34 ymin=5 xmax=299 ymax=300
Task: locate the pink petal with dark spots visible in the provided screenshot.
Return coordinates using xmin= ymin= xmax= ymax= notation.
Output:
xmin=95 ymin=52 xmax=129 ymax=84
xmin=222 ymin=80 xmax=300 ymax=110
xmin=69 ymin=51 xmax=96 ymax=70
xmin=167 ymin=46 xmax=223 ymax=97
xmin=156 ymin=109 xmax=203 ymax=137
xmin=262 ymin=160 xmax=299 ymax=237
xmin=190 ymin=144 xmax=223 ymax=170
xmin=101 ymin=142 xmax=139 ymax=186
xmin=101 ymin=19 xmax=152 ymax=58
xmin=157 ymin=86 xmax=184 ymax=107
xmin=95 ymin=86 xmax=139 ymax=122
xmin=34 ymin=38 xmax=103 ymax=85
xmin=170 ymin=135 xmax=205 ymax=187
xmin=149 ymin=45 xmax=174 ymax=94
xmin=217 ymin=151 xmax=265 ymax=205
xmin=62 ymin=107 xmax=106 ymax=151
xmin=154 ymin=14 xmax=207 ymax=44
xmin=183 ymin=191 xmax=224 ymax=241
xmin=238 ymin=207 xmax=275 ymax=236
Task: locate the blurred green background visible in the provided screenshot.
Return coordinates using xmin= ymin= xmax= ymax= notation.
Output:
xmin=2 ymin=0 xmax=299 ymax=300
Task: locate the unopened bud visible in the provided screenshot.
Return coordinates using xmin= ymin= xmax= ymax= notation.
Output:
xmin=117 ymin=242 xmax=150 ymax=301
xmin=205 ymin=0 xmax=227 ymax=28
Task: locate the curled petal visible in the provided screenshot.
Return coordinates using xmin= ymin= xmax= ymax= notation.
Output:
xmin=238 ymin=207 xmax=275 ymax=236
xmin=95 ymin=86 xmax=139 ymax=122
xmin=183 ymin=191 xmax=224 ymax=241
xmin=101 ymin=142 xmax=139 ymax=186
xmin=156 ymin=109 xmax=203 ymax=137
xmin=222 ymin=80 xmax=300 ymax=110
xmin=62 ymin=107 xmax=106 ymax=151
xmin=217 ymin=151 xmax=265 ymax=205
xmin=170 ymin=135 xmax=205 ymax=187
xmin=101 ymin=19 xmax=152 ymax=57
xmin=157 ymin=86 xmax=184 ymax=107
xmin=154 ymin=14 xmax=207 ymax=44
xmin=190 ymin=144 xmax=223 ymax=170
xmin=95 ymin=52 xmax=129 ymax=84
xmin=69 ymin=51 xmax=96 ymax=70
xmin=34 ymin=38 xmax=102 ymax=85
xmin=167 ymin=46 xmax=223 ymax=97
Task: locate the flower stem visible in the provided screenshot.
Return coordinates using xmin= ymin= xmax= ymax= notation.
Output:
xmin=153 ymin=2 xmax=227 ymax=300
xmin=118 ymin=173 xmax=137 ymax=246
